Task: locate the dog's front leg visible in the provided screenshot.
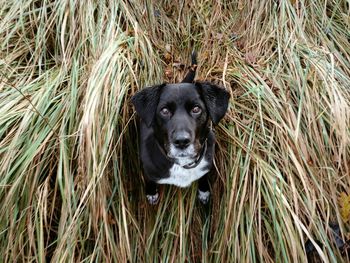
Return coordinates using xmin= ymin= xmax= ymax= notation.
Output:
xmin=145 ymin=180 xmax=159 ymax=205
xmin=198 ymin=173 xmax=210 ymax=204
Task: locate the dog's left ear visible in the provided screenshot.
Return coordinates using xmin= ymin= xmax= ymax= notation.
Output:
xmin=131 ymin=84 xmax=165 ymax=127
xmin=196 ymin=82 xmax=230 ymax=125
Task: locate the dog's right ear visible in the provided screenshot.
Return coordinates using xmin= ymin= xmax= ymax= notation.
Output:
xmin=131 ymin=84 xmax=165 ymax=127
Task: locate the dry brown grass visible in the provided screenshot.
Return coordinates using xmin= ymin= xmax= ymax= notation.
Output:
xmin=1 ymin=0 xmax=350 ymax=262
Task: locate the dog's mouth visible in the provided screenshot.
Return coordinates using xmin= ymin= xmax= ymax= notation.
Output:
xmin=165 ymin=141 xmax=207 ymax=168
xmin=167 ymin=153 xmax=199 ymax=166
xmin=166 ymin=143 xmax=196 ymax=160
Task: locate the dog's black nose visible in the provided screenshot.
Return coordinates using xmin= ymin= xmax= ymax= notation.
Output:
xmin=173 ymin=133 xmax=191 ymax=149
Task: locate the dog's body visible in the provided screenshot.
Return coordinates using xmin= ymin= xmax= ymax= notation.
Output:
xmin=132 ymin=53 xmax=229 ymax=204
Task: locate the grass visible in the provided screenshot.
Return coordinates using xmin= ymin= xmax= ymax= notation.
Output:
xmin=1 ymin=0 xmax=350 ymax=262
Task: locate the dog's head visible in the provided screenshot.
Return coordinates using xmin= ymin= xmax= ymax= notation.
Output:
xmin=131 ymin=82 xmax=229 ymax=166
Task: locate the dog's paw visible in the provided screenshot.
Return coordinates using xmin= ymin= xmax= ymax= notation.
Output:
xmin=146 ymin=193 xmax=159 ymax=205
xmin=198 ymin=190 xmax=210 ymax=204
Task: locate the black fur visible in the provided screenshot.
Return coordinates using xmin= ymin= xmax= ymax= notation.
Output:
xmin=196 ymin=82 xmax=230 ymax=125
xmin=181 ymin=51 xmax=197 ymax=83
xmin=131 ymin=84 xmax=165 ymax=127
xmin=131 ymin=54 xmax=229 ymax=205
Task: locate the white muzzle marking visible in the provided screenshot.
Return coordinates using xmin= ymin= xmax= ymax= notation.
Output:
xmin=168 ymin=143 xmax=197 ymax=166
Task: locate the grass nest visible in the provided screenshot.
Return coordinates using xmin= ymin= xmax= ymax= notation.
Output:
xmin=1 ymin=0 xmax=350 ymax=262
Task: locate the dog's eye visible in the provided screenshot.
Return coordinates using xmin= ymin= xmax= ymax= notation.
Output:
xmin=191 ymin=106 xmax=202 ymax=114
xmin=160 ymin=107 xmax=171 ymax=116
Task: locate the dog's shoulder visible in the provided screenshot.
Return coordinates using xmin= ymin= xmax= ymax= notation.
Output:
xmin=204 ymin=129 xmax=216 ymax=159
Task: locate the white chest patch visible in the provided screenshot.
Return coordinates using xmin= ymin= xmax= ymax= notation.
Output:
xmin=157 ymin=158 xmax=209 ymax=188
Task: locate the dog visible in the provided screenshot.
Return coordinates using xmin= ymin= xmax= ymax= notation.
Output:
xmin=131 ymin=52 xmax=229 ymax=204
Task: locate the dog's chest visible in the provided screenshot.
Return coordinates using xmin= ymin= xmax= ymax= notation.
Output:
xmin=157 ymin=158 xmax=209 ymax=188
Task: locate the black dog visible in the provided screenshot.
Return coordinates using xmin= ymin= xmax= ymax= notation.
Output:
xmin=131 ymin=53 xmax=229 ymax=204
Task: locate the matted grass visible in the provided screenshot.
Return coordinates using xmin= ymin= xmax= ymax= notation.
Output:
xmin=1 ymin=0 xmax=350 ymax=262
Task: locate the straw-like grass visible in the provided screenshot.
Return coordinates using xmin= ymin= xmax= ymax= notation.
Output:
xmin=1 ymin=0 xmax=350 ymax=262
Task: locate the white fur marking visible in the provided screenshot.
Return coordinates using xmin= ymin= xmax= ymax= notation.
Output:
xmin=169 ymin=144 xmax=196 ymax=166
xmin=146 ymin=193 xmax=159 ymax=205
xmin=198 ymin=190 xmax=210 ymax=204
xmin=157 ymin=158 xmax=209 ymax=187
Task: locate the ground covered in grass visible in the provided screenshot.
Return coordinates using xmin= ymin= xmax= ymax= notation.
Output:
xmin=1 ymin=0 xmax=350 ymax=262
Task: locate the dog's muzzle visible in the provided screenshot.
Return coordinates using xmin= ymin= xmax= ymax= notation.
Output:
xmin=163 ymin=140 xmax=207 ymax=169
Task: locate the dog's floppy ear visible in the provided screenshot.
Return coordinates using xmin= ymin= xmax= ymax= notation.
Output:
xmin=196 ymin=82 xmax=230 ymax=125
xmin=131 ymin=84 xmax=165 ymax=127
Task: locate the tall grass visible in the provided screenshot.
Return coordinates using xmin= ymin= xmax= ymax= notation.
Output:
xmin=1 ymin=0 xmax=350 ymax=262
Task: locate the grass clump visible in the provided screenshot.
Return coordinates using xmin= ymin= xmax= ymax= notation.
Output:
xmin=1 ymin=0 xmax=350 ymax=262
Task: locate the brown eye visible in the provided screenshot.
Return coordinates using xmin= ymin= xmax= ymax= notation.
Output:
xmin=160 ymin=107 xmax=170 ymax=116
xmin=191 ymin=106 xmax=202 ymax=114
